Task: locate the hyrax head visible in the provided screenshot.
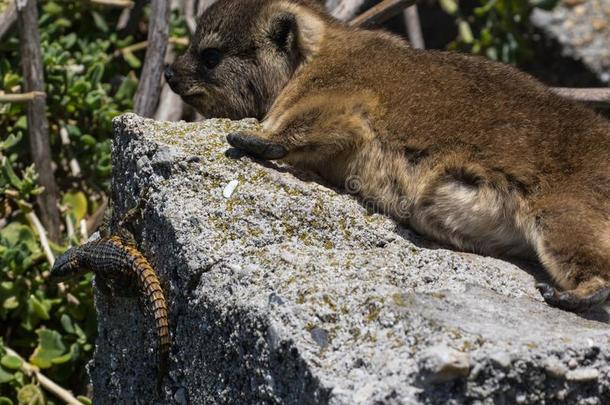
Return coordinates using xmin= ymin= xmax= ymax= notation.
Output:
xmin=165 ymin=0 xmax=329 ymax=120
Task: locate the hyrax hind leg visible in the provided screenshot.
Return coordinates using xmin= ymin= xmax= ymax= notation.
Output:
xmin=533 ymin=195 xmax=610 ymax=312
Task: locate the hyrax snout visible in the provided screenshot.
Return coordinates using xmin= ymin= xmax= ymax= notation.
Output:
xmin=171 ymin=0 xmax=610 ymax=313
xmin=166 ymin=0 xmax=327 ymax=119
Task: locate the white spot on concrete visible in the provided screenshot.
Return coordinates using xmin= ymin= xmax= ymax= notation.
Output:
xmin=223 ymin=179 xmax=239 ymax=198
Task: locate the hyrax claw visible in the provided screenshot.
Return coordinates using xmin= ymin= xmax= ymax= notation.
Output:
xmin=227 ymin=133 xmax=288 ymax=160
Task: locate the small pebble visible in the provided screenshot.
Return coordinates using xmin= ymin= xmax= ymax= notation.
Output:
xmin=543 ymin=357 xmax=568 ymax=378
xmin=566 ymin=368 xmax=599 ymax=382
xmin=490 ymin=351 xmax=511 ymax=369
xmin=420 ymin=345 xmax=471 ymax=383
xmin=310 ymin=327 xmax=330 ymax=349
xmin=515 ymin=394 xmax=527 ymax=404
xmin=268 ymin=292 xmax=285 ymax=306
xmin=223 ymin=180 xmax=239 ymax=198
xmin=568 ymin=358 xmax=578 ymax=369
xmin=173 ymin=387 xmax=188 ymax=405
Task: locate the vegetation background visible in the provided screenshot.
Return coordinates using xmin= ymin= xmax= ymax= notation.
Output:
xmin=0 ymin=0 xmax=591 ymax=402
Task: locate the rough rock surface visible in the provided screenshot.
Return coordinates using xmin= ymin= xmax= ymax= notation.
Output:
xmin=90 ymin=113 xmax=610 ymax=404
xmin=532 ymin=0 xmax=610 ymax=83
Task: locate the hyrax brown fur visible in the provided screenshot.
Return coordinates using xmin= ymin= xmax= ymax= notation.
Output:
xmin=167 ymin=0 xmax=610 ymax=313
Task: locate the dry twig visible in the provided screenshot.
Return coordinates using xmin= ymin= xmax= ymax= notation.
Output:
xmin=0 ymin=0 xmax=16 ymax=41
xmin=90 ymin=0 xmax=134 ymax=8
xmin=404 ymin=5 xmax=424 ymax=49
xmin=350 ymin=0 xmax=418 ymax=28
xmin=26 ymin=211 xmax=55 ymax=266
xmin=551 ymin=87 xmax=610 ymax=108
xmin=0 ymin=91 xmax=46 ymax=103
xmin=4 ymin=347 xmax=83 ymax=405
xmin=17 ymin=0 xmax=62 ymax=241
xmin=133 ymin=0 xmax=172 ymax=117
xmin=114 ymin=37 xmax=189 ymax=58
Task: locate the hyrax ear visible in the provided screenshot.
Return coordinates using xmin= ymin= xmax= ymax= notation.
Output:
xmin=269 ymin=13 xmax=297 ymax=51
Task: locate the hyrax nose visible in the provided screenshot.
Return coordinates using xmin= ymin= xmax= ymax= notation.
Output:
xmin=164 ymin=65 xmax=175 ymax=83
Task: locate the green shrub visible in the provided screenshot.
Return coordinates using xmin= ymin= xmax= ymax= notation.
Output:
xmin=440 ymin=0 xmax=560 ymax=64
xmin=0 ymin=1 xmax=186 ymax=402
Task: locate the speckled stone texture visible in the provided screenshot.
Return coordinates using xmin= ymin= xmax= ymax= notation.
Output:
xmin=89 ymin=113 xmax=610 ymax=404
xmin=532 ymin=0 xmax=610 ymax=83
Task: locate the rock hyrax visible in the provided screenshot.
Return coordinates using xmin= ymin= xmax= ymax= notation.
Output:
xmin=167 ymin=0 xmax=610 ymax=313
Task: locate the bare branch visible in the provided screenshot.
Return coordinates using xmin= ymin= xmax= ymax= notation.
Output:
xmin=184 ymin=0 xmax=197 ymax=34
xmin=0 ymin=91 xmax=46 ymax=103
xmin=350 ymin=0 xmax=418 ymax=28
xmin=4 ymin=347 xmax=83 ymax=405
xmin=154 ymin=83 xmax=185 ymax=121
xmin=114 ymin=37 xmax=189 ymax=58
xmin=550 ymin=88 xmax=610 ymax=107
xmin=86 ymin=196 xmax=108 ymax=236
xmin=90 ymin=0 xmax=134 ymax=8
xmin=17 ymin=0 xmax=62 ymax=241
xmin=133 ymin=0 xmax=172 ymax=117
xmin=0 ymin=0 xmax=16 ymax=41
xmin=327 ymin=0 xmax=366 ymax=21
xmin=59 ymin=125 xmax=82 ymax=178
xmin=117 ymin=0 xmax=145 ymax=35
xmin=404 ymin=5 xmax=425 ymax=49
xmin=26 ymin=211 xmax=55 ymax=266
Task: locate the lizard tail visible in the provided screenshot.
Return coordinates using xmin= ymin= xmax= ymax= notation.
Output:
xmin=116 ymin=240 xmax=171 ymax=376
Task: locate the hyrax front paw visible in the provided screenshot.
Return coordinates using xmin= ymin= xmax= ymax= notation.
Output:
xmin=536 ymin=282 xmax=610 ymax=313
xmin=227 ymin=132 xmax=288 ymax=160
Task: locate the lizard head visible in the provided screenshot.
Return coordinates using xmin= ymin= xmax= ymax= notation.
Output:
xmin=165 ymin=0 xmax=330 ymax=120
xmin=50 ymin=247 xmax=86 ymax=282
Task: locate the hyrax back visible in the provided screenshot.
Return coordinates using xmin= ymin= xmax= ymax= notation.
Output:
xmin=170 ymin=0 xmax=610 ymax=312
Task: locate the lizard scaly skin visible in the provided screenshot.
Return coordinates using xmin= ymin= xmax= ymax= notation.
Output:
xmin=51 ymin=235 xmax=170 ymax=376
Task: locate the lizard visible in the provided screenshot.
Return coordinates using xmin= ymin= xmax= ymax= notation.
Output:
xmin=50 ymin=194 xmax=170 ymax=385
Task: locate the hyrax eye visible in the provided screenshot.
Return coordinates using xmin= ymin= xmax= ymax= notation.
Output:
xmin=200 ymin=48 xmax=223 ymax=69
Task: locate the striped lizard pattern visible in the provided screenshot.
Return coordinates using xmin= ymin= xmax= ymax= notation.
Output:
xmin=51 ymin=235 xmax=170 ymax=376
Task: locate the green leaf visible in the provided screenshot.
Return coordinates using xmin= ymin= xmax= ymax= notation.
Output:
xmin=29 ymin=329 xmax=66 ymax=369
xmin=122 ymin=51 xmax=141 ymax=69
xmin=1 ymin=354 xmax=22 ymax=370
xmin=3 ymin=296 xmax=19 ymax=310
xmin=80 ymin=134 xmax=97 ymax=147
xmin=73 ymin=322 xmax=86 ymax=342
xmin=77 ymin=396 xmax=92 ymax=405
xmin=62 ymin=33 xmax=77 ymax=49
xmin=70 ymin=80 xmax=90 ymax=95
xmin=458 ymin=20 xmax=474 ymax=44
xmin=0 ymin=134 xmax=22 ymax=151
xmin=65 ymin=124 xmax=82 ymax=138
xmin=62 ymin=191 xmax=88 ymax=222
xmin=0 ymin=366 xmax=14 ymax=383
xmin=60 ymin=314 xmax=75 ymax=334
xmin=0 ymin=281 xmax=14 ymax=291
xmin=0 ymin=222 xmax=37 ymax=252
xmin=115 ymin=76 xmax=138 ymax=100
xmin=87 ymin=63 xmax=105 ymax=85
xmin=91 ymin=11 xmax=109 ymax=33
xmin=440 ymin=0 xmax=459 ymax=15
xmin=17 ymin=384 xmax=44 ymax=405
xmin=2 ymin=158 xmax=23 ymax=190
xmin=55 ymin=18 xmax=72 ymax=28
xmin=2 ymin=72 xmax=20 ymax=89
xmin=43 ymin=2 xmax=62 ymax=15
xmin=0 ymin=396 xmax=14 ymax=405
xmin=14 ymin=116 xmax=27 ymax=130
xmin=29 ymin=295 xmax=50 ymax=321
